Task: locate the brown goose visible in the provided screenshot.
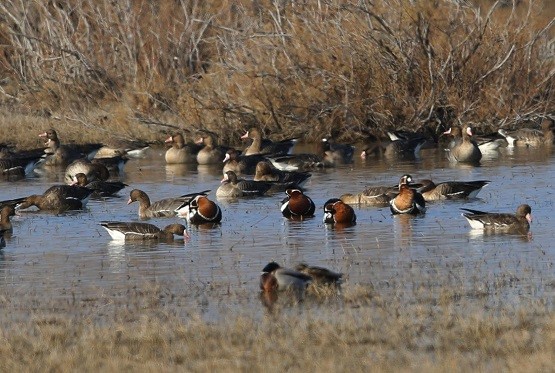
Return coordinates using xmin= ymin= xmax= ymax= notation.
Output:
xmin=340 ymin=184 xmax=398 ymax=207
xmin=100 ymin=221 xmax=188 ymax=241
xmin=216 ymin=171 xmax=272 ymax=198
xmin=241 ymin=127 xmax=297 ymax=156
xmin=498 ymin=118 xmax=554 ymax=147
xmin=164 ymin=133 xmax=201 ymax=164
xmin=445 ymin=126 xmax=482 ymax=163
xmin=64 ymin=159 xmax=110 ymax=184
xmin=461 ymin=204 xmax=532 ymax=233
xmin=40 ymin=129 xmax=102 ymax=166
xmin=195 ymin=133 xmax=228 ymax=165
xmin=127 ymin=189 xmax=211 ymax=219
xmin=0 ymin=205 xmax=16 ymax=233
xmin=222 ymin=148 xmax=267 ymax=175
xmin=418 ymin=179 xmax=490 ymax=201
xmin=16 ymin=184 xmax=93 ymax=212
xmin=71 ymin=173 xmax=128 ymax=197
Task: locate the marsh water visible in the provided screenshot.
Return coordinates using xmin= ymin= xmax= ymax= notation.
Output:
xmin=1 ymin=143 xmax=554 ymax=320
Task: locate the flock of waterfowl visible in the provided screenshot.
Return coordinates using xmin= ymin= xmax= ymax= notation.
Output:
xmin=0 ymin=118 xmax=553 ymax=296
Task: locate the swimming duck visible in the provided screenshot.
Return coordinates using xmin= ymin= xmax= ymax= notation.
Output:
xmin=100 ymin=221 xmax=188 ymax=241
xmin=461 ymin=204 xmax=532 ymax=233
xmin=389 ymin=174 xmax=426 ymax=215
xmin=280 ymin=189 xmax=315 ymax=219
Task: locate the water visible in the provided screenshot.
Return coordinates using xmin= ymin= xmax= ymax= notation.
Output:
xmin=1 ymin=144 xmax=554 ymax=319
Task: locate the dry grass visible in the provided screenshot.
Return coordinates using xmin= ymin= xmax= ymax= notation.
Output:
xmin=0 ymin=280 xmax=554 ymax=371
xmin=0 ymin=0 xmax=552 ymax=147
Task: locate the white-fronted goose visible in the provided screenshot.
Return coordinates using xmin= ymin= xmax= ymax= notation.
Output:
xmin=498 ymin=119 xmax=554 ymax=147
xmin=216 ymin=171 xmax=272 ymax=198
xmin=445 ymin=126 xmax=482 ymax=163
xmin=64 ymin=159 xmax=110 ymax=184
xmin=222 ymin=148 xmax=267 ymax=175
xmin=418 ymin=179 xmax=490 ymax=201
xmin=195 ymin=133 xmax=228 ymax=165
xmin=16 ymin=184 xmax=93 ymax=212
xmin=100 ymin=221 xmax=188 ymax=241
xmin=241 ymin=127 xmax=297 ymax=156
xmin=0 ymin=205 xmax=16 ymax=233
xmin=127 ymin=189 xmax=210 ymax=219
xmin=40 ymin=129 xmax=102 ymax=166
xmin=461 ymin=204 xmax=532 ymax=233
xmin=72 ymin=173 xmax=128 ymax=197
xmin=164 ymin=133 xmax=201 ymax=164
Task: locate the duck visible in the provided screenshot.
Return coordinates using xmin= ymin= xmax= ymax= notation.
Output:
xmin=40 ymin=129 xmax=103 ymax=166
xmin=241 ymin=127 xmax=297 ymax=156
xmin=461 ymin=204 xmax=532 ymax=233
xmin=254 ymin=161 xmax=311 ymax=187
xmin=389 ymin=174 xmax=426 ymax=215
xmin=260 ymin=262 xmax=312 ymax=293
xmin=340 ymin=185 xmax=398 ymax=206
xmin=280 ymin=188 xmax=316 ymax=219
xmin=444 ymin=125 xmax=482 ymax=163
xmin=498 ymin=118 xmax=554 ymax=147
xmin=127 ymin=189 xmax=210 ymax=219
xmin=216 ymin=171 xmax=272 ymax=198
xmin=294 ymin=263 xmax=343 ymax=286
xmin=64 ymin=158 xmax=110 ymax=184
xmin=0 ymin=205 xmax=16 ymax=233
xmin=323 ymin=198 xmax=357 ymax=226
xmin=175 ymin=194 xmax=222 ymax=225
xmin=100 ymin=221 xmax=188 ymax=241
xmin=222 ymin=148 xmax=267 ymax=175
xmin=417 ymin=179 xmax=490 ymax=201
xmin=195 ymin=133 xmax=228 ymax=165
xmin=71 ymin=173 xmax=128 ymax=197
xmin=164 ymin=133 xmax=201 ymax=164
xmin=15 ymin=184 xmax=94 ymax=212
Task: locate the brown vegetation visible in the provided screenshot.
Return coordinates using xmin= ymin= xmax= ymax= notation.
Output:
xmin=0 ymin=281 xmax=554 ymax=371
xmin=0 ymin=0 xmax=552 ymax=147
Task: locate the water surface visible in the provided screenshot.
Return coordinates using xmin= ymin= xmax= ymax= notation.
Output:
xmin=1 ymin=144 xmax=554 ymax=319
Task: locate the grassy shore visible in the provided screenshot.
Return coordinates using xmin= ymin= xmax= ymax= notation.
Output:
xmin=0 ymin=281 xmax=554 ymax=372
xmin=0 ymin=0 xmax=553 ymax=147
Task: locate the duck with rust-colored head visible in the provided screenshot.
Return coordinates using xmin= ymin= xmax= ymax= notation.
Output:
xmin=281 ymin=189 xmax=315 ymax=219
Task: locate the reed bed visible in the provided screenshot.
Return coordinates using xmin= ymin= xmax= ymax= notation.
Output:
xmin=0 ymin=0 xmax=552 ymax=147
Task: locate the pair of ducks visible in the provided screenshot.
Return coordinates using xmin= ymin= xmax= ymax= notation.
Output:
xmin=260 ymin=262 xmax=343 ymax=294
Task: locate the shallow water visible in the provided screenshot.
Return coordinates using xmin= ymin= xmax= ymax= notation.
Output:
xmin=1 ymin=143 xmax=554 ymax=319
